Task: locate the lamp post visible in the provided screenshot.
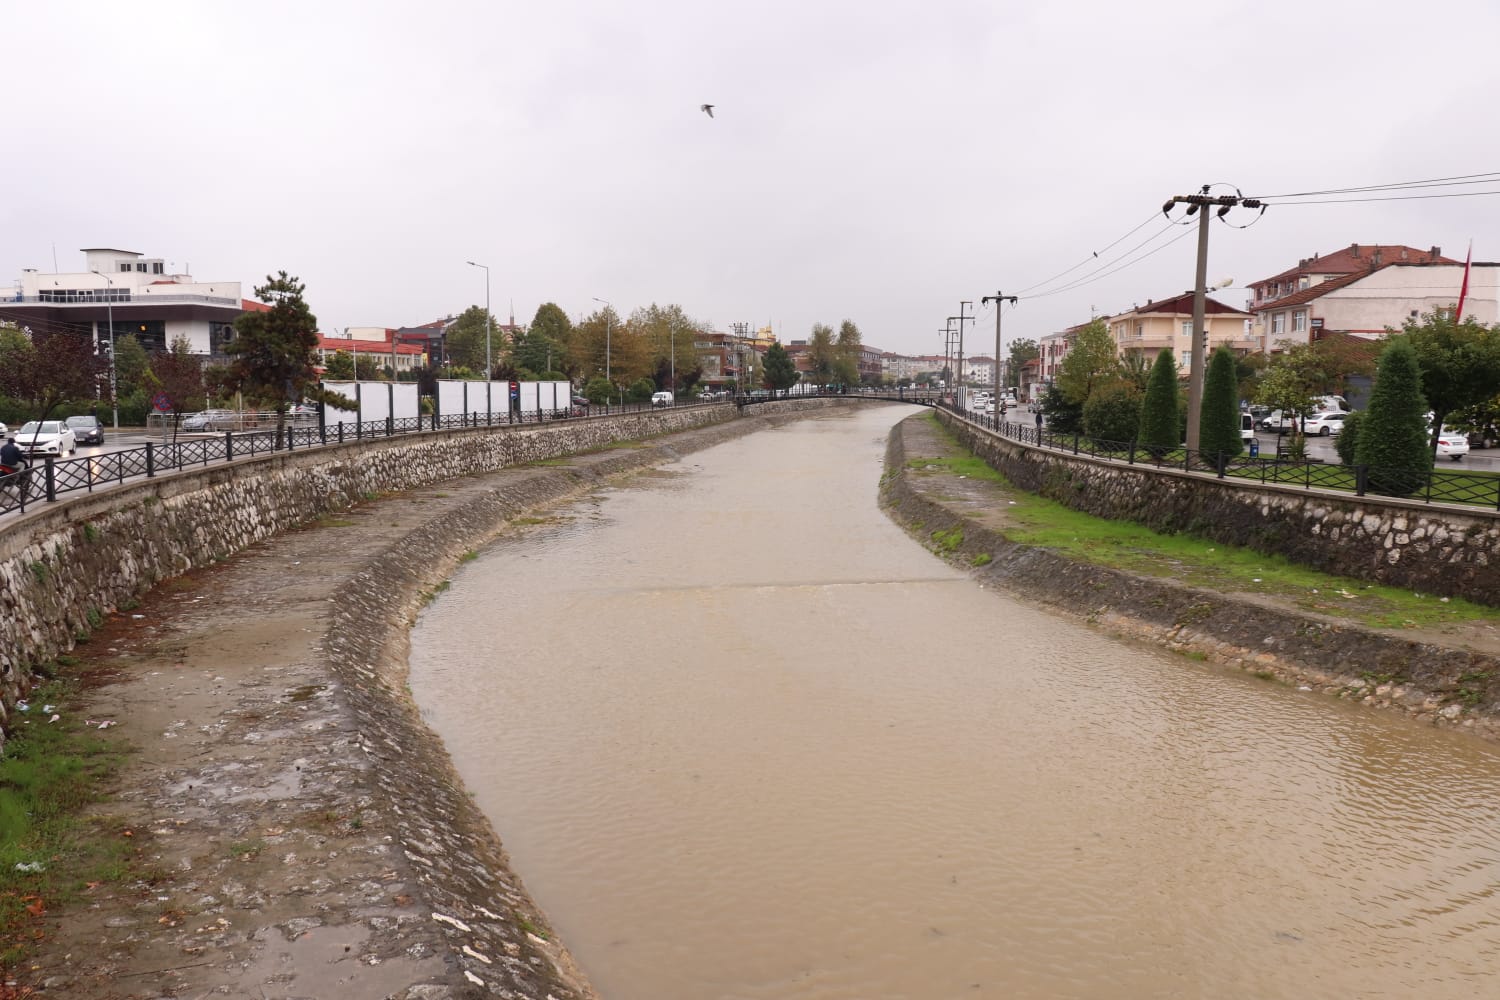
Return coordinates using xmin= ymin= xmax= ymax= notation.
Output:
xmin=465 ymin=261 xmax=491 ymax=379
xmin=591 ymin=297 xmax=612 ymax=383
xmin=90 ymin=270 xmax=119 ymax=429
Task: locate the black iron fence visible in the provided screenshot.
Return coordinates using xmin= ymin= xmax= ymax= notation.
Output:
xmin=0 ymin=397 xmax=723 ymax=518
xmin=952 ymin=403 xmax=1500 ymax=511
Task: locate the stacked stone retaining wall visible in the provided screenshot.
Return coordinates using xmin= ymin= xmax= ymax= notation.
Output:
xmin=937 ymin=410 xmax=1500 ymax=607
xmin=0 ymin=399 xmax=845 ymax=721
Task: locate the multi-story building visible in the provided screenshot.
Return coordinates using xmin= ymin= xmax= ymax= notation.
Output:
xmin=1 ymin=248 xmax=243 ymax=359
xmin=1247 ymin=244 xmax=1459 ymax=350
xmin=1107 ymin=292 xmax=1255 ymax=368
xmin=1038 ymin=327 xmax=1079 ymax=384
xmin=963 ymin=355 xmax=996 ymax=389
xmin=880 ymin=352 xmax=947 ymax=384
xmin=317 ymin=329 xmax=424 ymax=375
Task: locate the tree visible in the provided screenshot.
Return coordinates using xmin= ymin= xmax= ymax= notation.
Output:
xmin=1355 ymin=339 xmax=1431 ymax=497
xmin=1055 ymin=319 xmax=1119 ymax=406
xmin=1138 ymin=349 xmax=1179 ymax=457
xmin=113 ymin=333 xmax=150 ymax=398
xmin=762 ymin=342 xmax=799 ymax=394
xmin=444 ymin=305 xmax=502 ymax=376
xmin=1039 ymin=382 xmax=1083 ymax=435
xmin=148 ymin=336 xmax=205 ymax=437
xmin=1082 ymin=380 xmax=1140 ymax=445
xmin=1334 ymin=409 xmax=1365 ymax=466
xmin=804 ymin=323 xmax=836 ymax=385
xmin=1254 ymin=352 xmax=1317 ymax=457
xmin=833 ymin=319 xmax=862 ymax=386
xmin=1393 ymin=310 xmax=1500 ymax=460
xmin=1198 ymin=346 xmax=1243 ymax=461
xmin=221 ymin=272 xmax=352 ymax=445
xmin=583 ymin=375 xmax=614 ymax=405
xmin=0 ymin=330 xmax=107 ymax=425
xmin=1006 ymin=338 xmax=1039 ymax=389
xmin=323 ymin=349 xmax=356 ymax=381
xmin=514 ymin=302 xmax=571 ymax=377
xmin=632 ymin=303 xmax=705 ymax=391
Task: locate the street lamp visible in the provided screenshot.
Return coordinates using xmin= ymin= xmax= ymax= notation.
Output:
xmin=591 ymin=297 xmax=612 ymax=383
xmin=90 ymin=270 xmax=119 ymax=429
xmin=465 ymin=261 xmax=491 ymax=378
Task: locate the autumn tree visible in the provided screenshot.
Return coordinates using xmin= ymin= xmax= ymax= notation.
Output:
xmin=833 ymin=319 xmax=862 ymax=386
xmin=148 ymin=336 xmax=206 ymax=436
xmin=804 ymin=323 xmax=836 ymax=385
xmin=0 ymin=330 xmax=108 ymax=425
xmin=1055 ymin=319 xmax=1119 ymax=407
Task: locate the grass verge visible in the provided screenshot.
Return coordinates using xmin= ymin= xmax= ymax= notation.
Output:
xmin=921 ymin=415 xmax=1494 ymax=632
xmin=0 ymin=679 xmax=133 ymax=968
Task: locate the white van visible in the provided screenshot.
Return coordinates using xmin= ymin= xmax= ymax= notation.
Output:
xmin=651 ymin=391 xmax=674 ymax=407
xmin=1240 ymin=413 xmax=1255 ymax=445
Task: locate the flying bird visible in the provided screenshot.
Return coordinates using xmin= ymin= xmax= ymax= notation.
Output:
xmin=701 ymin=104 xmax=715 ymax=118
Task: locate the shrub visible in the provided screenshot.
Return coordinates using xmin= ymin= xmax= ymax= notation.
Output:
xmin=1198 ymin=346 xmax=1243 ymax=461
xmin=1138 ymin=349 xmax=1179 ymax=457
xmin=625 ymin=378 xmax=656 ymax=404
xmin=1355 ymin=340 xmax=1430 ymax=496
xmin=583 ymin=376 xmax=614 ymax=404
xmin=1334 ymin=409 xmax=1365 ymax=466
xmin=1081 ymin=380 xmax=1141 ymax=446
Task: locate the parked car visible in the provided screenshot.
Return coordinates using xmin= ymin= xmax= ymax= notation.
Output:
xmin=181 ymin=408 xmax=238 ymax=431
xmin=1240 ymin=413 xmax=1256 ymax=446
xmin=651 ymin=391 xmax=674 ymax=407
xmin=1257 ymin=410 xmax=1295 ymax=434
xmin=1302 ymin=411 xmax=1347 ymax=437
xmin=16 ymin=420 xmax=77 ymax=456
xmin=1435 ymin=427 xmax=1470 ymax=461
xmin=65 ymin=414 xmax=105 ymax=445
xmin=0 ymin=421 xmax=7 ymax=437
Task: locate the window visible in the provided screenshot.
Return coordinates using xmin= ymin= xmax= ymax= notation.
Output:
xmin=1271 ymin=313 xmax=1286 ymax=334
xmin=1180 ymin=351 xmax=1191 ymax=368
xmin=1293 ymin=311 xmax=1307 ymax=332
xmin=1181 ymin=321 xmax=1193 ymax=338
xmin=209 ymin=321 xmax=235 ymax=355
xmin=135 ymin=262 xmax=147 ymax=272
xmin=118 ymin=262 xmax=131 ymax=272
xmin=1134 ymin=322 xmax=1143 ymax=338
xmin=151 ymin=262 xmax=164 ymax=274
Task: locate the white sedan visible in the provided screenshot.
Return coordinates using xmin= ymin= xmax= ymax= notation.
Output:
xmin=1302 ymin=411 xmax=1347 ymax=436
xmin=1435 ymin=427 xmax=1470 ymax=461
xmin=16 ymin=420 xmax=77 ymax=456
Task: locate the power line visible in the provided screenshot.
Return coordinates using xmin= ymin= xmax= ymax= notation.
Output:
xmin=1015 ymin=212 xmax=1163 ymax=296
xmin=1248 ymin=170 xmax=1500 ymax=200
xmin=1025 ymin=227 xmax=1198 ymax=300
xmin=1264 ymin=189 xmax=1500 ymax=207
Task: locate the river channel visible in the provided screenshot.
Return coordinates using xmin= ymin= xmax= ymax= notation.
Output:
xmin=410 ymin=406 xmax=1500 ymax=999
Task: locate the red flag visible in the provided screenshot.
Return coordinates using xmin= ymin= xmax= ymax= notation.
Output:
xmin=1455 ymin=241 xmax=1473 ymax=321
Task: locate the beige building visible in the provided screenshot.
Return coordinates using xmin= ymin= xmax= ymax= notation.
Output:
xmin=1107 ymin=292 xmax=1255 ymax=367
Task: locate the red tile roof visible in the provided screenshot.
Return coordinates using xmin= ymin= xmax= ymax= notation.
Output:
xmin=1254 ymin=244 xmax=1455 ymax=287
xmin=317 ymin=336 xmax=423 ymax=356
xmin=1114 ymin=292 xmax=1250 ymax=317
xmin=1248 ymin=268 xmax=1372 ymax=313
xmin=240 ymin=298 xmax=272 ymax=312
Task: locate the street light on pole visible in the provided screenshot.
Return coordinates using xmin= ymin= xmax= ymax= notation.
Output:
xmin=591 ymin=297 xmax=612 ymax=386
xmin=90 ymin=270 xmax=119 ymax=429
xmin=465 ymin=261 xmax=491 ymax=378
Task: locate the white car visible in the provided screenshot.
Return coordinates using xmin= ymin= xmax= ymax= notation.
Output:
xmin=16 ymin=420 xmax=77 ymax=456
xmin=1435 ymin=427 xmax=1470 ymax=461
xmin=1302 ymin=411 xmax=1347 ymax=437
xmin=650 ymin=391 xmax=674 ymax=407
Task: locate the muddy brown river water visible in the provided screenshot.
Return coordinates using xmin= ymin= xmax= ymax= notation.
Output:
xmin=411 ymin=406 xmax=1500 ymax=999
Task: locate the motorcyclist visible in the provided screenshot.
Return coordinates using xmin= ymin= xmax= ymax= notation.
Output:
xmin=0 ymin=435 xmax=25 ymax=474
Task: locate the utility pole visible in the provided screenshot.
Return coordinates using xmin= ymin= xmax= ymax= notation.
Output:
xmin=982 ymin=292 xmax=1018 ymax=403
xmin=942 ymin=319 xmax=959 ymax=401
xmin=1161 ymin=185 xmax=1263 ymax=451
xmin=955 ymin=301 xmax=972 ymax=409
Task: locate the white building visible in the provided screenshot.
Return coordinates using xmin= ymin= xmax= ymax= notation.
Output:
xmin=1 ymin=248 xmax=244 ymax=358
xmin=1253 ymin=261 xmax=1497 ymax=350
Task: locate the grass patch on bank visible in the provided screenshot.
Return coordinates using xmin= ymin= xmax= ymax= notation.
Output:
xmin=922 ymin=415 xmax=1493 ymax=632
xmin=0 ymin=681 xmax=131 ymax=967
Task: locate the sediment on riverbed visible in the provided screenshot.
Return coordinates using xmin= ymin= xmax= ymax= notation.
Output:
xmin=881 ymin=413 xmax=1500 ymax=740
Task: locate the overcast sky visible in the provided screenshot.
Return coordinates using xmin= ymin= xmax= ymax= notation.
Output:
xmin=5 ymin=0 xmax=1498 ymax=357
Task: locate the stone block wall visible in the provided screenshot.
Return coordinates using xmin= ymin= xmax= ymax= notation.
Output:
xmin=937 ymin=410 xmax=1500 ymax=607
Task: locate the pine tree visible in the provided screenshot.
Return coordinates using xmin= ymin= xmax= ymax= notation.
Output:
xmin=1198 ymin=346 xmax=1243 ymax=461
xmin=1138 ymin=349 xmax=1179 ymax=457
xmin=1355 ymin=339 xmax=1430 ymax=497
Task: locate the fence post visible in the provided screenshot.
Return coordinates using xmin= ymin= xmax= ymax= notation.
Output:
xmin=338 ymin=422 xmax=345 ymax=445
xmin=43 ymin=457 xmax=56 ymax=501
xmin=145 ymin=442 xmax=155 ymax=478
xmin=225 ymin=431 xmax=234 ymax=461
xmin=387 ymin=415 xmax=394 ymax=437
xmin=1216 ymin=452 xmax=1227 ymax=478
xmin=1072 ymin=433 xmax=1079 ymax=455
xmin=1128 ymin=442 xmax=1136 ymax=465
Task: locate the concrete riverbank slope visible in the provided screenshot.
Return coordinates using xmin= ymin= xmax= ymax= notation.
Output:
xmin=883 ymin=413 xmax=1500 ymax=740
xmin=14 ymin=402 xmax=846 ymax=998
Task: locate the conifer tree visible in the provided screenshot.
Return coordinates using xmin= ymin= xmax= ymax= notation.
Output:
xmin=1138 ymin=349 xmax=1179 ymax=457
xmin=1198 ymin=346 xmax=1243 ymax=461
xmin=1355 ymin=339 xmax=1430 ymax=496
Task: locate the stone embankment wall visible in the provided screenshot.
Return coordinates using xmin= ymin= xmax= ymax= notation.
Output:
xmin=938 ymin=410 xmax=1500 ymax=607
xmin=0 ymin=399 xmax=842 ymax=716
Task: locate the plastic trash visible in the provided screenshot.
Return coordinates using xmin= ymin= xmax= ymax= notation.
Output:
xmin=14 ymin=862 xmax=45 ymax=873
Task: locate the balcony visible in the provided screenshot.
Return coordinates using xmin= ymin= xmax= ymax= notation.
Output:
xmin=1 ymin=291 xmax=239 ymax=307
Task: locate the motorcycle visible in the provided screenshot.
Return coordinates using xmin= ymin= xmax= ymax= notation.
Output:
xmin=0 ymin=461 xmax=31 ymax=503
